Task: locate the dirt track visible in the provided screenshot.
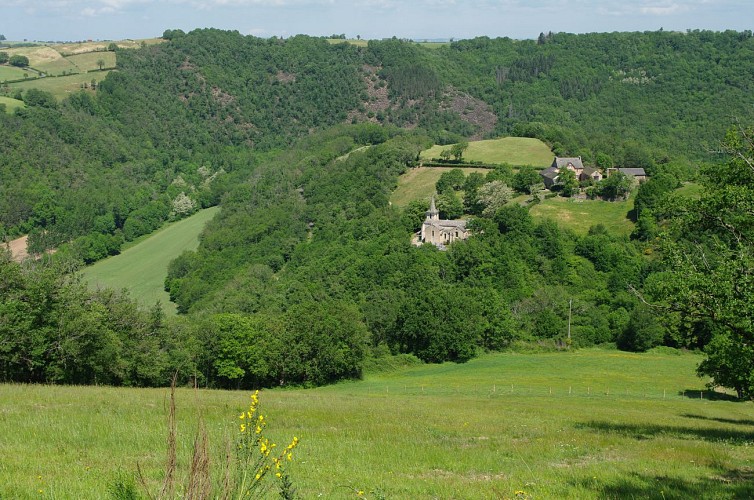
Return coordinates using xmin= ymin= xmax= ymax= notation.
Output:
xmin=4 ymin=235 xmax=28 ymax=262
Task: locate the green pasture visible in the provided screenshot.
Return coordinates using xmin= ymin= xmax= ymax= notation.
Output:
xmin=81 ymin=207 xmax=219 ymax=315
xmin=8 ymin=71 xmax=112 ymax=100
xmin=34 ymin=57 xmax=77 ymax=76
xmin=0 ymin=65 xmax=28 ymax=81
xmin=420 ymin=137 xmax=554 ymax=167
xmin=326 ymin=38 xmax=368 ymax=47
xmin=529 ymin=194 xmax=636 ymax=236
xmin=676 ymin=181 xmax=703 ymax=199
xmin=65 ymin=51 xmax=116 ymax=71
xmin=0 ymin=96 xmax=24 ymax=114
xmin=1 ymin=349 xmax=752 ymax=498
xmin=391 ymin=166 xmax=490 ymax=207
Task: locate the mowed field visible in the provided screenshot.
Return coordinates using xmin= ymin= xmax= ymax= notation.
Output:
xmin=1 ymin=350 xmax=752 ymax=498
xmin=0 ymin=96 xmax=25 ymax=113
xmin=420 ymin=137 xmax=554 ymax=167
xmin=529 ymin=194 xmax=636 ymax=236
xmin=391 ymin=166 xmax=490 ymax=207
xmin=0 ymin=65 xmax=29 ymax=81
xmin=81 ymin=206 xmax=220 ymax=315
xmin=7 ymin=71 xmax=112 ymax=100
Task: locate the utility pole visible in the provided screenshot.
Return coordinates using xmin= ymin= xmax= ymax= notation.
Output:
xmin=567 ymin=298 xmax=572 ymax=347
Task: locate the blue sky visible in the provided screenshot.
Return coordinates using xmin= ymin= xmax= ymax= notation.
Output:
xmin=3 ymin=0 xmax=753 ymax=42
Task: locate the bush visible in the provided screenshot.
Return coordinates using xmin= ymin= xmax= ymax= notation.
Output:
xmin=9 ymin=54 xmax=29 ymax=67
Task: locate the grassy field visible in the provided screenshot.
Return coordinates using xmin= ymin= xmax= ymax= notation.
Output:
xmin=34 ymin=57 xmax=78 ymax=76
xmin=7 ymin=71 xmax=112 ymax=100
xmin=391 ymin=166 xmax=490 ymax=207
xmin=65 ymin=51 xmax=117 ymax=71
xmin=0 ymin=65 xmax=29 ymax=81
xmin=1 ymin=349 xmax=752 ymax=498
xmin=0 ymin=96 xmax=25 ymax=113
xmin=420 ymin=137 xmax=554 ymax=167
xmin=676 ymin=182 xmax=703 ymax=199
xmin=4 ymin=46 xmax=64 ymax=69
xmin=81 ymin=207 xmax=220 ymax=315
xmin=529 ymin=195 xmax=636 ymax=236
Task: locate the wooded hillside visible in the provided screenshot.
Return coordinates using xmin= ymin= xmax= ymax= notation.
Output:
xmin=1 ymin=29 xmax=753 ymax=395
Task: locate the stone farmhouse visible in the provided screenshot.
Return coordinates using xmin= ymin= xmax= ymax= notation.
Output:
xmin=609 ymin=167 xmax=648 ymax=183
xmin=540 ymin=156 xmax=603 ymax=189
xmin=417 ymin=197 xmax=469 ymax=249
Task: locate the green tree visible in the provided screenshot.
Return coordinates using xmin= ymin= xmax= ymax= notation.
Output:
xmin=435 ymin=168 xmax=465 ymax=194
xmin=450 ymin=140 xmax=469 ymax=161
xmin=9 ymin=55 xmax=29 ymax=67
xmin=595 ymin=153 xmax=613 ymax=169
xmin=96 ymin=58 xmax=105 ymax=70
xmin=558 ymin=168 xmax=578 ymax=197
xmin=697 ymin=331 xmax=754 ymax=400
xmin=0 ymin=52 xmax=8 ymax=64
xmin=598 ymin=172 xmax=631 ymax=200
xmin=512 ymin=168 xmax=542 ymax=194
xmin=646 ymin=126 xmax=754 ymax=398
xmin=477 ymin=180 xmax=514 ymax=217
xmin=437 ymin=191 xmax=463 ymax=219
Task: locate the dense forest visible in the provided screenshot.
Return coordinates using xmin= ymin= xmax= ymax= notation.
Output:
xmin=1 ymin=29 xmax=752 ymax=398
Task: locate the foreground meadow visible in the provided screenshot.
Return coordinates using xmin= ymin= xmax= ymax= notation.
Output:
xmin=1 ymin=350 xmax=752 ymax=499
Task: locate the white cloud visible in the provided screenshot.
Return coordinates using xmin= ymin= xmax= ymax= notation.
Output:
xmin=640 ymin=3 xmax=688 ymax=15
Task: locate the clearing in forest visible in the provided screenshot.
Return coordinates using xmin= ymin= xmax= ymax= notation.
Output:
xmin=0 ymin=96 xmax=25 ymax=113
xmin=1 ymin=349 xmax=749 ymax=498
xmin=420 ymin=137 xmax=554 ymax=167
xmin=391 ymin=166 xmax=490 ymax=207
xmin=81 ymin=206 xmax=219 ymax=315
xmin=529 ymin=194 xmax=636 ymax=236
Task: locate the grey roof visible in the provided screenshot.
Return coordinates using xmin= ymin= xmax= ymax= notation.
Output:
xmin=618 ymin=168 xmax=647 ymax=176
xmin=540 ymin=166 xmax=559 ymax=178
xmin=582 ymin=166 xmax=600 ymax=176
xmin=553 ymin=157 xmax=584 ymax=170
xmin=424 ymin=219 xmax=467 ymax=229
xmin=437 ymin=220 xmax=467 ymax=229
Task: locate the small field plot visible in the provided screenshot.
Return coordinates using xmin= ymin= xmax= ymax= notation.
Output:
xmin=391 ymin=166 xmax=490 ymax=207
xmin=0 ymin=65 xmax=28 ymax=81
xmin=8 ymin=71 xmax=112 ymax=100
xmin=82 ymin=206 xmax=219 ymax=314
xmin=0 ymin=96 xmax=25 ymax=114
xmin=530 ymin=194 xmax=635 ymax=236
xmin=55 ymin=38 xmax=163 ymax=55
xmin=675 ymin=181 xmax=703 ymax=199
xmin=66 ymin=51 xmax=116 ymax=71
xmin=5 ymin=46 xmax=65 ymax=69
xmin=34 ymin=56 xmax=78 ymax=76
xmin=0 ymin=65 xmax=29 ymax=81
xmin=421 ymin=137 xmax=554 ymax=167
xmin=1 ymin=350 xmax=751 ymax=499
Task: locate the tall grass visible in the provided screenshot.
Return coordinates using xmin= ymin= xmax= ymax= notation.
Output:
xmin=1 ymin=350 xmax=751 ymax=498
